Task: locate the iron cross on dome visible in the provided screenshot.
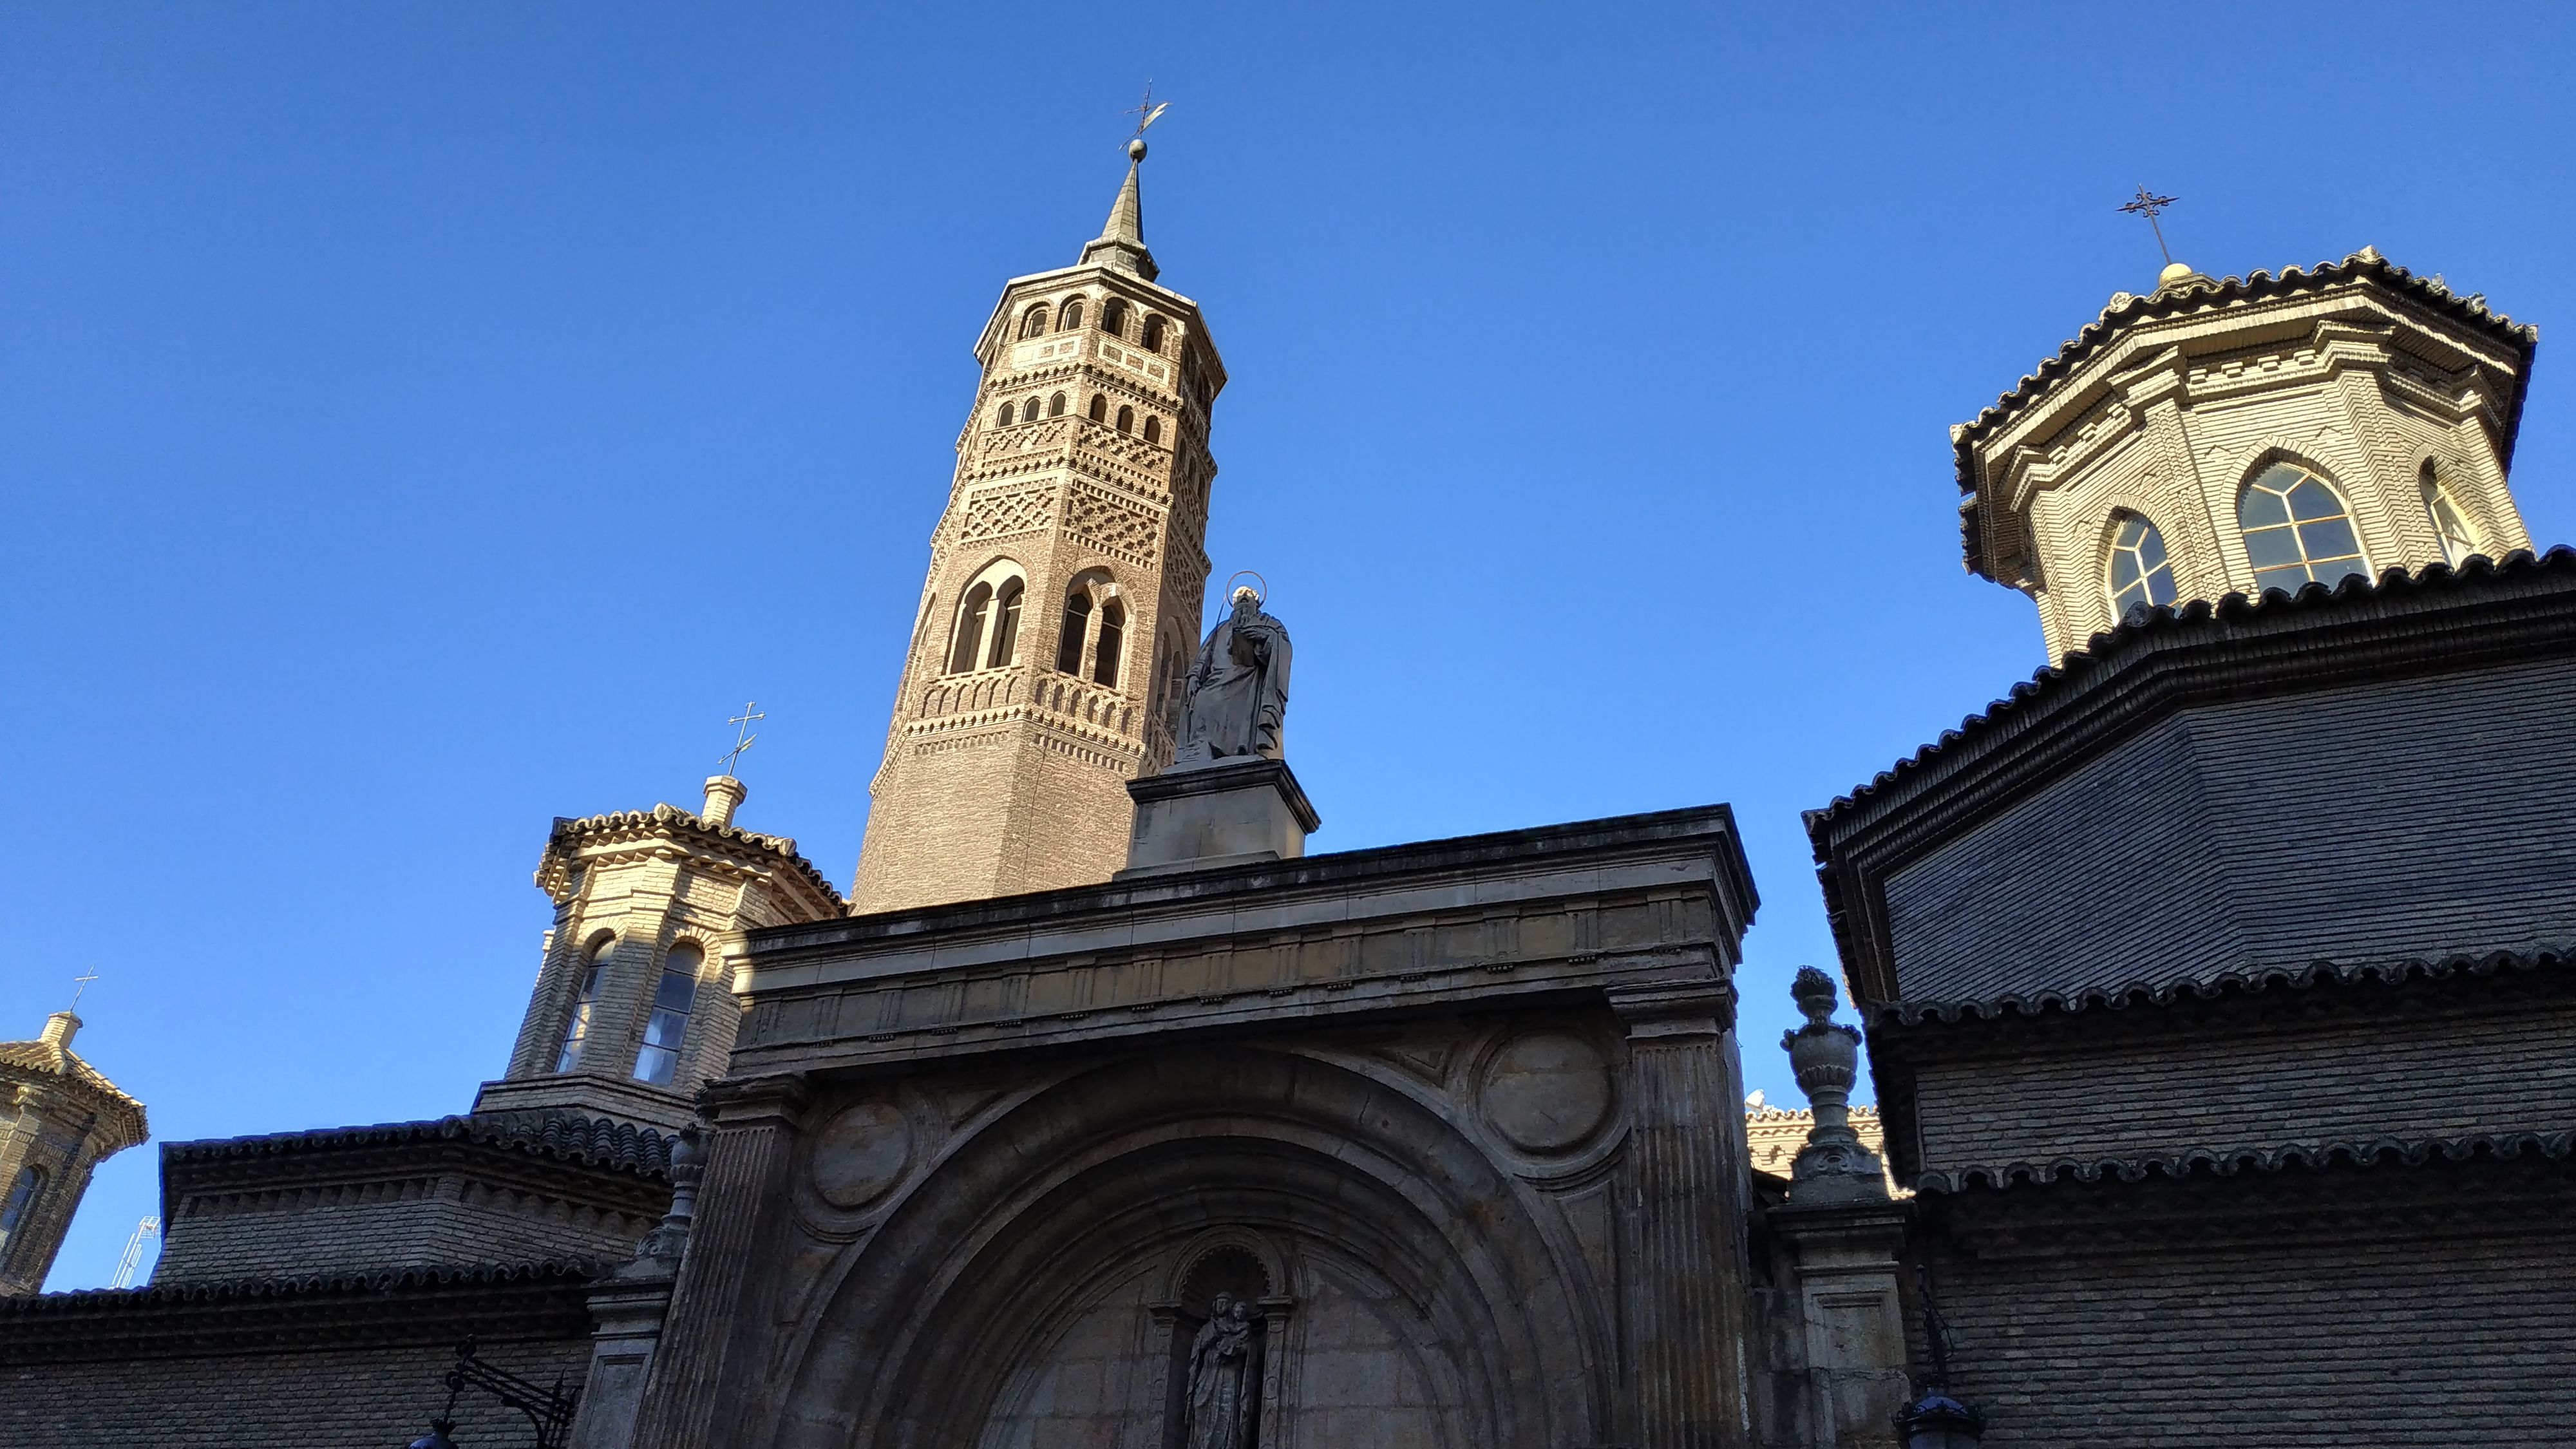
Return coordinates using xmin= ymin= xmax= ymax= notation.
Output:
xmin=718 ymin=702 xmax=764 ymax=779
xmin=2117 ymin=185 xmax=2183 ymax=265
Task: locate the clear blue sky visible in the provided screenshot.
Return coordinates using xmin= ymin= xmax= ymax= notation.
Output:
xmin=6 ymin=3 xmax=2571 ymax=1290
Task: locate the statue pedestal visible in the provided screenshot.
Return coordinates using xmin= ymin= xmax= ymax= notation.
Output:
xmin=1118 ymin=757 xmax=1321 ymax=878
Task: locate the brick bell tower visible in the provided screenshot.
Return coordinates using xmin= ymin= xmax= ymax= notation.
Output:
xmin=853 ymin=137 xmax=1226 ymax=913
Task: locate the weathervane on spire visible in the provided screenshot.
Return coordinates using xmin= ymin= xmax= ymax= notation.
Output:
xmin=2117 ymin=185 xmax=2183 ymax=265
xmin=717 ymin=702 xmax=764 ymax=779
xmin=1124 ymin=82 xmax=1168 ymax=142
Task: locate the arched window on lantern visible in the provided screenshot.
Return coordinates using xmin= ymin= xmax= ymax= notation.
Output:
xmin=1019 ymin=304 xmax=1049 ymax=339
xmin=1143 ymin=415 xmax=1163 ymax=445
xmin=630 ymin=942 xmax=704 ymax=1088
xmin=1059 ymin=297 xmax=1086 ymax=331
xmin=2103 ymin=511 xmax=2179 ymax=616
xmin=1088 ymin=394 xmax=1108 ymax=424
xmin=2239 ymin=462 xmax=2372 ymax=594
xmin=1141 ymin=314 xmax=1167 ymax=353
xmin=0 ymin=1166 xmax=46 ymax=1262
xmin=2420 ymin=461 xmax=2482 ymax=565
xmin=1101 ymin=298 xmax=1129 ymax=337
xmin=1093 ymin=600 xmax=1126 ymax=687
xmin=1115 ymin=404 xmax=1135 ymax=434
xmin=554 ymin=934 xmax=616 ymax=1072
xmin=948 ymin=560 xmax=1027 ymax=674
xmin=987 ymin=578 xmax=1025 ymax=668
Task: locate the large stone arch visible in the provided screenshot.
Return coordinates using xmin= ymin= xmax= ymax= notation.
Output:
xmin=768 ymin=1045 xmax=1605 ymax=1449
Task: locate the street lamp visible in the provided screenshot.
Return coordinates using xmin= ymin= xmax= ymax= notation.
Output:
xmin=1893 ymin=1269 xmax=1984 ymax=1449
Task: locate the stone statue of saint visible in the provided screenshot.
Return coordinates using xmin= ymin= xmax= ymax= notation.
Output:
xmin=1175 ymin=587 xmax=1291 ymax=768
xmin=1184 ymin=1293 xmax=1256 ymax=1449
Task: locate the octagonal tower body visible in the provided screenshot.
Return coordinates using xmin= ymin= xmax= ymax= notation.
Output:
xmin=1958 ymin=248 xmax=2538 ymax=659
xmin=853 ymin=151 xmax=1227 ymax=913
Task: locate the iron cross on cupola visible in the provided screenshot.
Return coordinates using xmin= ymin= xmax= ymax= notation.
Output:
xmin=719 ymin=702 xmax=764 ymax=779
xmin=2117 ymin=185 xmax=2183 ymax=265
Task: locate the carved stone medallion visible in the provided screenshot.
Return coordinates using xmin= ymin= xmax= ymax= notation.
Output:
xmin=811 ymin=1101 xmax=914 ymax=1209
xmin=1479 ymin=1030 xmax=1613 ymax=1153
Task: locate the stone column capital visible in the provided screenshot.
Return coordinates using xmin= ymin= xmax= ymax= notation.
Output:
xmin=696 ymin=1073 xmax=811 ymax=1129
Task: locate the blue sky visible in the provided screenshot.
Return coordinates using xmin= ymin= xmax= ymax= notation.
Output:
xmin=6 ymin=3 xmax=2572 ymax=1289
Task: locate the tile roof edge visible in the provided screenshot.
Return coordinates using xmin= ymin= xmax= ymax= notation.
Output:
xmin=1863 ymin=947 xmax=2573 ymax=1029
xmin=1912 ymin=1130 xmax=2575 ymax=1195
xmin=0 ymin=1256 xmax=614 ymax=1312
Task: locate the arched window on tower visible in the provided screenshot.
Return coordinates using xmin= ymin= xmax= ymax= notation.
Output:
xmin=1115 ymin=404 xmax=1135 ymax=434
xmin=1059 ymin=298 xmax=1086 ymax=331
xmin=1093 ymin=600 xmax=1125 ymax=687
xmin=2103 ymin=512 xmax=2179 ymax=616
xmin=1141 ymin=315 xmax=1167 ymax=353
xmin=1048 ymin=392 xmax=1067 ymax=417
xmin=554 ymin=935 xmax=615 ymax=1072
xmin=987 ymin=578 xmax=1025 ymax=668
xmin=1101 ymin=298 xmax=1129 ymax=337
xmin=1020 ymin=305 xmax=1050 ymax=339
xmin=995 ymin=401 xmax=1014 ymax=427
xmin=2239 ymin=462 xmax=2371 ymax=594
xmin=2420 ymin=461 xmax=2481 ymax=565
xmin=1143 ymin=415 xmax=1163 ymax=445
xmin=1057 ymin=591 xmax=1093 ymax=674
xmin=950 ymin=583 xmax=994 ymax=673
xmin=0 ymin=1166 xmax=44 ymax=1263
xmin=631 ymin=942 xmax=703 ymax=1088
xmin=1088 ymin=394 xmax=1108 ymax=424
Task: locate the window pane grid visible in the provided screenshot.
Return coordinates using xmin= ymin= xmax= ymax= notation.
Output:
xmin=2239 ymin=465 xmax=2370 ymax=594
xmin=2104 ymin=514 xmax=2178 ymax=615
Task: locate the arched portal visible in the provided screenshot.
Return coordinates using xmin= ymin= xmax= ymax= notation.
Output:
xmin=766 ymin=1048 xmax=1606 ymax=1449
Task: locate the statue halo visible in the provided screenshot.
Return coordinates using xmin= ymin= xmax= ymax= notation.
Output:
xmin=1223 ymin=569 xmax=1268 ymax=606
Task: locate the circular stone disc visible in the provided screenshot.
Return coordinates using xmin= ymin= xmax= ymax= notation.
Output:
xmin=1480 ymin=1030 xmax=1613 ymax=1153
xmin=811 ymin=1101 xmax=914 ymax=1208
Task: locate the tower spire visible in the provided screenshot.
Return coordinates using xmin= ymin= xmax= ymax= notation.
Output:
xmin=1079 ymin=137 xmax=1159 ymax=281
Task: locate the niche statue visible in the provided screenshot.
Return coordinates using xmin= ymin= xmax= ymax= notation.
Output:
xmin=1184 ymin=1293 xmax=1257 ymax=1449
xmin=1175 ymin=586 xmax=1291 ymax=768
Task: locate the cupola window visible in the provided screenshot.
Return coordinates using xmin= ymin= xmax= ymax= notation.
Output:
xmin=1059 ymin=298 xmax=1086 ymax=331
xmin=1101 ymin=298 xmax=1129 ymax=337
xmin=0 ymin=1167 xmax=44 ymax=1260
xmin=2239 ymin=464 xmax=2371 ymax=594
xmin=553 ymin=936 xmax=615 ymax=1072
xmin=2104 ymin=513 xmax=2179 ymax=615
xmin=631 ymin=943 xmax=703 ymax=1088
xmin=2420 ymin=463 xmax=2481 ymax=565
xmin=1019 ymin=305 xmax=1048 ymax=339
xmin=1141 ymin=315 xmax=1166 ymax=353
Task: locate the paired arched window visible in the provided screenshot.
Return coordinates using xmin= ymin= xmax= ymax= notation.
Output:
xmin=1057 ymin=590 xmax=1093 ymax=674
xmin=2420 ymin=462 xmax=2481 ymax=565
xmin=2239 ymin=462 xmax=2371 ymax=594
xmin=1101 ymin=298 xmax=1130 ymax=337
xmin=1019 ymin=305 xmax=1049 ymax=339
xmin=1115 ymin=404 xmax=1135 ymax=434
xmin=554 ymin=934 xmax=615 ymax=1073
xmin=1087 ymin=394 xmax=1108 ymax=424
xmin=1059 ymin=298 xmax=1086 ymax=331
xmin=1141 ymin=315 xmax=1167 ymax=353
xmin=2104 ymin=512 xmax=2179 ymax=614
xmin=631 ymin=942 xmax=703 ymax=1087
xmin=0 ymin=1166 xmax=43 ymax=1260
xmin=949 ymin=565 xmax=1025 ymax=673
xmin=1093 ymin=600 xmax=1125 ymax=687
xmin=1142 ymin=416 xmax=1163 ymax=445
xmin=1048 ymin=392 xmax=1067 ymax=417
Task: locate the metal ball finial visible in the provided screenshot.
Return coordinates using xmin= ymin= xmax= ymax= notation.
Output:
xmin=1127 ymin=137 xmax=1148 ymax=162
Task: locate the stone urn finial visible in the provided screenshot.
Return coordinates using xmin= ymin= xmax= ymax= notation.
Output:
xmin=1781 ymin=967 xmax=1887 ymax=1203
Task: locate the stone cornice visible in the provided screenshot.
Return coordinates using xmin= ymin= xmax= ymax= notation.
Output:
xmin=0 ymin=1048 xmax=146 ymax=1151
xmin=0 ymin=1258 xmax=602 ymax=1363
xmin=1806 ymin=551 xmax=2576 ymax=1005
xmin=734 ymin=805 xmax=1756 ymax=1075
xmin=1911 ymin=1130 xmax=2572 ymax=1198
